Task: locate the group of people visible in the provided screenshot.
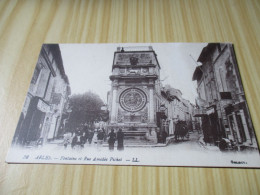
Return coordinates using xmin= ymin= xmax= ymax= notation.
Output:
xmin=63 ymin=126 xmax=125 ymax=151
xmin=107 ymin=128 xmax=124 ymax=151
xmin=63 ymin=127 xmax=106 ymax=149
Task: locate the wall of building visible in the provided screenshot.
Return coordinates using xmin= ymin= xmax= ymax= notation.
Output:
xmin=13 ymin=44 xmax=70 ymax=146
xmin=160 ymin=86 xmax=196 ymax=136
xmin=193 ymin=43 xmax=257 ymax=148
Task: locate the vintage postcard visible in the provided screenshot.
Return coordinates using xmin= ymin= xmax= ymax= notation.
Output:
xmin=6 ymin=43 xmax=260 ymax=168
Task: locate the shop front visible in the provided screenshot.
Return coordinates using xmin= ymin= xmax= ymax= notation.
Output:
xmin=17 ymin=97 xmax=50 ymax=145
xmin=225 ymin=102 xmax=256 ymax=149
xmin=194 ymin=105 xmax=221 ymax=145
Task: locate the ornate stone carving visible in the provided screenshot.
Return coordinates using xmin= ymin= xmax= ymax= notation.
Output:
xmin=141 ymin=111 xmax=148 ymax=123
xmin=142 ymin=68 xmax=148 ymax=74
xmin=119 ymin=88 xmax=147 ymax=112
xmin=127 ymin=68 xmax=140 ymax=75
xmin=119 ymin=68 xmax=125 ymax=74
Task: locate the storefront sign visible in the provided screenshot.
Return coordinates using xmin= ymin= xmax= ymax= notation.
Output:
xmin=220 ymin=92 xmax=232 ymax=100
xmin=206 ymin=107 xmax=215 ymax=115
xmin=37 ymin=99 xmax=50 ymax=113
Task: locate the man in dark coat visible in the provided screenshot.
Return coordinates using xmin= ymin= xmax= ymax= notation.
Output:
xmin=71 ymin=129 xmax=84 ymax=149
xmin=117 ymin=129 xmax=124 ymax=151
xmin=157 ymin=130 xmax=162 ymax=143
xmin=82 ymin=124 xmax=89 ymax=144
xmin=97 ymin=129 xmax=105 ymax=146
xmin=108 ymin=129 xmax=116 ymax=151
xmin=161 ymin=130 xmax=168 ymax=144
xmin=88 ymin=129 xmax=94 ymax=144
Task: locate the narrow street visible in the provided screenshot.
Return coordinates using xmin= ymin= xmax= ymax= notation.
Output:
xmin=168 ymin=131 xmax=206 ymax=151
xmin=9 ymin=130 xmax=260 ymax=167
xmin=42 ymin=130 xmax=219 ymax=154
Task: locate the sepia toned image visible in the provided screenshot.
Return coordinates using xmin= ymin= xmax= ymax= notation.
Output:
xmin=6 ymin=43 xmax=260 ymax=167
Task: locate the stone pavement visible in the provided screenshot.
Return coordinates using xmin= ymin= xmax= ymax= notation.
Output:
xmin=198 ymin=135 xmax=220 ymax=152
xmin=46 ymin=131 xmax=222 ymax=150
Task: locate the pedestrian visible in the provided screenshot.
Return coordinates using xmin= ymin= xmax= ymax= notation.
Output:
xmin=157 ymin=130 xmax=162 ymax=143
xmin=102 ymin=128 xmax=107 ymax=142
xmin=107 ymin=129 xmax=116 ymax=151
xmin=97 ymin=129 xmax=105 ymax=146
xmin=92 ymin=129 xmax=98 ymax=145
xmin=63 ymin=132 xmax=72 ymax=149
xmin=117 ymin=129 xmax=124 ymax=151
xmin=71 ymin=129 xmax=84 ymax=149
xmin=162 ymin=130 xmax=168 ymax=144
xmin=88 ymin=129 xmax=94 ymax=144
xmin=82 ymin=124 xmax=89 ymax=144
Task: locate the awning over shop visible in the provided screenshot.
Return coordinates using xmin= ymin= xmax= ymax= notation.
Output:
xmin=193 ymin=109 xmax=206 ymax=117
xmin=195 ymin=97 xmax=208 ymax=108
xmin=193 ymin=105 xmax=216 ymax=117
xmin=193 ymin=113 xmax=207 ymax=117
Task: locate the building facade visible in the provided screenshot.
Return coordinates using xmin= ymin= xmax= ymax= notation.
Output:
xmin=160 ymin=86 xmax=196 ymax=136
xmin=107 ymin=46 xmax=198 ymax=142
xmin=108 ymin=46 xmax=161 ymax=142
xmin=13 ymin=44 xmax=71 ymax=146
xmin=193 ymin=43 xmax=257 ymax=149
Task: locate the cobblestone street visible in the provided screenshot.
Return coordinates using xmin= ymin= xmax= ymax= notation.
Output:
xmin=43 ymin=131 xmax=220 ymax=154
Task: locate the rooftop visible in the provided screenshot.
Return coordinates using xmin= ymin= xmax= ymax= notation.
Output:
xmin=117 ymin=46 xmax=153 ymax=52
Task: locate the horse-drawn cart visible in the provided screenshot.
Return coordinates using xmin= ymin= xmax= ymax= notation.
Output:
xmin=174 ymin=121 xmax=189 ymax=141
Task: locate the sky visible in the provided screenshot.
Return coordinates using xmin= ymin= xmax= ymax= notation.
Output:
xmin=59 ymin=43 xmax=207 ymax=104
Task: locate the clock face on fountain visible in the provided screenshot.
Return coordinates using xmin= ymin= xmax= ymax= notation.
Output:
xmin=119 ymin=88 xmax=147 ymax=112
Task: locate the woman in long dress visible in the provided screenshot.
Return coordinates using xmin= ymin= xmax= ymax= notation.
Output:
xmin=108 ymin=129 xmax=116 ymax=151
xmin=117 ymin=129 xmax=124 ymax=151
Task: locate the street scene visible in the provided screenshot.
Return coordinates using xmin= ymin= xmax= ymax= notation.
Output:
xmin=40 ymin=130 xmax=216 ymax=152
xmin=7 ymin=43 xmax=260 ymax=167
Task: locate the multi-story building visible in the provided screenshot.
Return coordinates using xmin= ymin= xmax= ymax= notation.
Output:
xmin=106 ymin=46 xmax=207 ymax=142
xmin=13 ymin=44 xmax=70 ymax=146
xmin=107 ymin=46 xmax=161 ymax=142
xmin=160 ymin=85 xmax=196 ymax=136
xmin=192 ymin=43 xmax=257 ymax=148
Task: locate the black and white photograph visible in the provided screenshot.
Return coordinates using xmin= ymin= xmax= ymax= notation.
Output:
xmin=6 ymin=43 xmax=260 ymax=168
